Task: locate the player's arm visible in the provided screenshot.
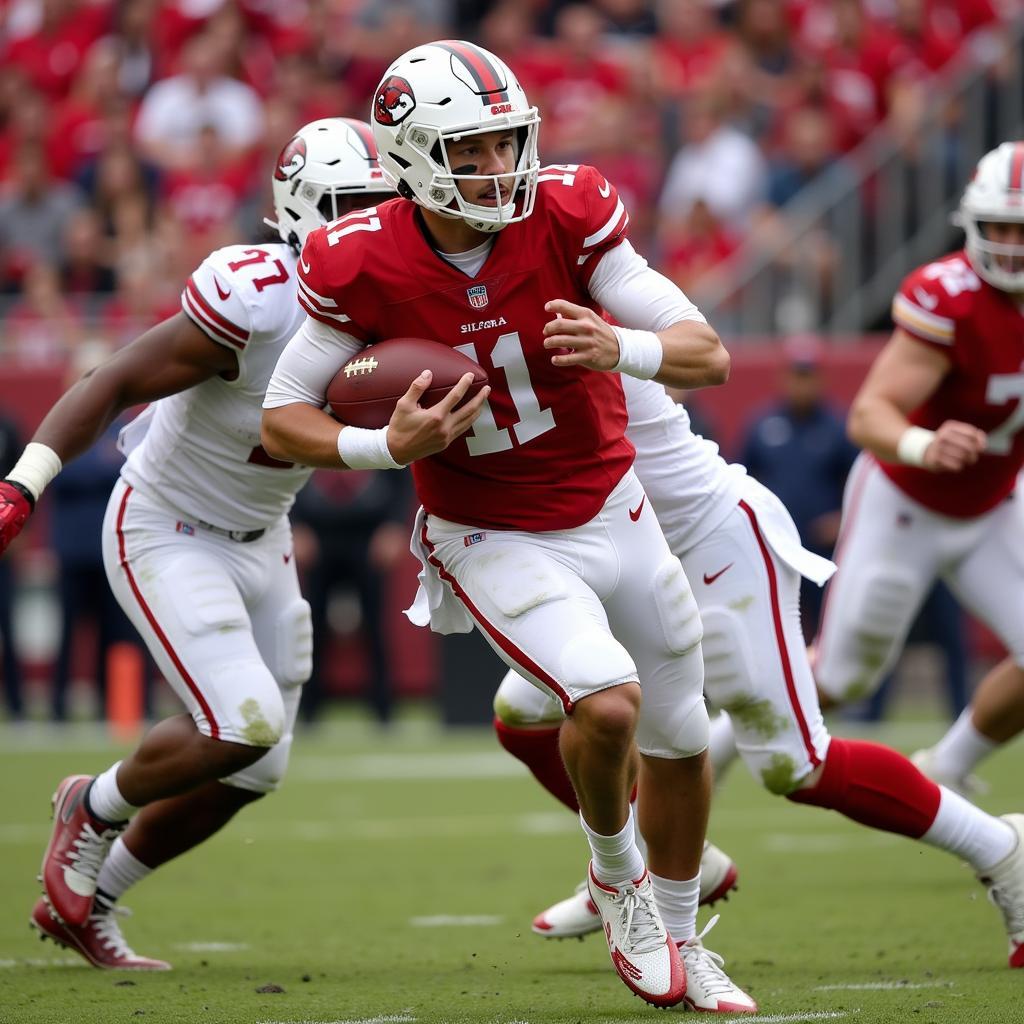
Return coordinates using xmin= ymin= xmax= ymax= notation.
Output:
xmin=0 ymin=313 xmax=237 ymax=554
xmin=543 ymin=241 xmax=730 ymax=389
xmin=261 ymin=317 xmax=490 ymax=469
xmin=847 ymin=327 xmax=986 ymax=471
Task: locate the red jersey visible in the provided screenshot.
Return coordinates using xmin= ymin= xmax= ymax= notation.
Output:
xmin=884 ymin=251 xmax=1024 ymax=517
xmin=299 ymin=164 xmax=635 ymax=532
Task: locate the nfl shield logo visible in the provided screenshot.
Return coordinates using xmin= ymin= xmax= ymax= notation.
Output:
xmin=467 ymin=284 xmax=489 ymax=309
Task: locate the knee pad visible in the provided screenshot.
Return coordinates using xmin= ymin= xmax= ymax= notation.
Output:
xmin=558 ymin=630 xmax=637 ymax=693
xmin=206 ymin=658 xmax=286 ymax=748
xmin=818 ymin=566 xmax=918 ymax=702
xmin=636 ymin=690 xmax=709 ymax=759
xmin=699 ymin=607 xmax=759 ymax=713
xmin=221 ymin=684 xmax=301 ymax=793
xmin=274 ymin=598 xmax=313 ymax=687
xmin=652 ymin=558 xmax=703 ymax=655
xmin=494 ymin=669 xmax=564 ymax=727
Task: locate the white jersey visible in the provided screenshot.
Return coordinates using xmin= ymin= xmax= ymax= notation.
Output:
xmin=119 ymin=242 xmax=311 ymax=532
xmin=622 ymin=376 xmax=745 ymax=554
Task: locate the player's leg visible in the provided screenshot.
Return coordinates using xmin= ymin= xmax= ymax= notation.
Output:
xmin=814 ymin=456 xmax=937 ymax=707
xmin=597 ymin=474 xmax=755 ymax=1012
xmin=493 ymin=669 xmax=738 ymax=939
xmin=70 ymin=526 xmax=312 ymax=964
xmin=421 ymin=513 xmax=684 ymax=1007
xmin=914 ymin=657 xmax=1024 ymax=794
xmin=697 ymin=486 xmax=1022 ymax=964
xmin=40 ymin=483 xmax=286 ymax=927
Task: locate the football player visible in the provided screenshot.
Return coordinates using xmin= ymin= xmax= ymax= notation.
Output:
xmin=262 ymin=41 xmax=753 ymax=1012
xmin=496 ymin=371 xmax=1024 ymax=970
xmin=0 ymin=119 xmax=396 ymax=969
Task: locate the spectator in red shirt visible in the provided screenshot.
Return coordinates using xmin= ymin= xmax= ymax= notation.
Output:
xmin=4 ymin=0 xmax=109 ymax=100
xmin=530 ymin=4 xmax=633 ymax=164
xmin=648 ymin=0 xmax=732 ymax=103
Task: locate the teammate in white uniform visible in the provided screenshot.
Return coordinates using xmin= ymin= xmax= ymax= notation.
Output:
xmin=0 ymin=119 xmax=394 ymax=969
xmin=495 ymin=373 xmax=1024 ymax=969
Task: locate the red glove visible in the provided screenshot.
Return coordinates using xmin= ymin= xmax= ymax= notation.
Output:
xmin=0 ymin=479 xmax=34 ymax=555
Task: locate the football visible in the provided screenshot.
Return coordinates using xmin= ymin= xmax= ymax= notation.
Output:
xmin=326 ymin=337 xmax=488 ymax=429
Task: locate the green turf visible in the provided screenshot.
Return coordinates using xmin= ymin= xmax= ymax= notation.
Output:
xmin=1 ymin=711 xmax=1022 ymax=1023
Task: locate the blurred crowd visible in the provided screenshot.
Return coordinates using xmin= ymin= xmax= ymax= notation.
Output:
xmin=0 ymin=0 xmax=1015 ymax=363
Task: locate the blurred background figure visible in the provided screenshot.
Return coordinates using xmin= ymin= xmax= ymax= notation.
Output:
xmin=291 ymin=469 xmax=413 ymax=727
xmin=739 ymin=334 xmax=856 ymax=639
xmin=0 ymin=411 xmax=25 ymax=719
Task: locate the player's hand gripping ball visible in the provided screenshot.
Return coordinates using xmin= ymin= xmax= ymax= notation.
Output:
xmin=326 ymin=337 xmax=488 ymax=428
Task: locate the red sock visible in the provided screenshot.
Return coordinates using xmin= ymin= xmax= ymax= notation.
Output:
xmin=493 ymin=718 xmax=579 ymax=812
xmin=787 ymin=737 xmax=941 ymax=838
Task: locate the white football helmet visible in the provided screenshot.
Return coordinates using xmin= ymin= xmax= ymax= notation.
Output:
xmin=267 ymin=118 xmax=393 ymax=251
xmin=956 ymin=141 xmax=1024 ymax=292
xmin=370 ymin=40 xmax=540 ymax=233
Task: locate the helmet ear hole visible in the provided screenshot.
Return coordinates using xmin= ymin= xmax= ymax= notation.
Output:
xmin=397 ymin=180 xmax=416 ymax=201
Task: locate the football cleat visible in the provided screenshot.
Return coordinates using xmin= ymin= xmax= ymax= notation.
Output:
xmin=910 ymin=746 xmax=988 ymax=799
xmin=532 ymin=841 xmax=738 ymax=939
xmin=30 ymin=896 xmax=170 ymax=970
xmin=41 ymin=775 xmax=126 ymax=926
xmin=976 ymin=813 xmax=1024 ymax=968
xmin=587 ymin=863 xmax=686 ymax=1008
xmin=677 ymin=915 xmax=757 ymax=1013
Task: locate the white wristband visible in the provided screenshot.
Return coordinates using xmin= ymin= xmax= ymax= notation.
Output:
xmin=337 ymin=426 xmax=404 ymax=470
xmin=896 ymin=426 xmax=936 ymax=467
xmin=612 ymin=326 xmax=663 ymax=379
xmin=6 ymin=442 xmax=62 ymax=501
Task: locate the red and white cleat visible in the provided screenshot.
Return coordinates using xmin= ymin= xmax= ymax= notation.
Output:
xmin=976 ymin=813 xmax=1024 ymax=968
xmin=30 ymin=897 xmax=171 ymax=971
xmin=587 ymin=863 xmax=686 ymax=1008
xmin=532 ymin=841 xmax=738 ymax=939
xmin=41 ymin=775 xmax=125 ymax=926
xmin=677 ymin=915 xmax=757 ymax=1013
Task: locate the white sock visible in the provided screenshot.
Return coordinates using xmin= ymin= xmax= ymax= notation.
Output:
xmin=921 ymin=786 xmax=1017 ymax=871
xmin=95 ymin=837 xmax=153 ymax=902
xmin=709 ymin=712 xmax=738 ymax=782
xmin=630 ymin=798 xmax=648 ymax=861
xmin=581 ymin=807 xmax=646 ymax=885
xmin=929 ymin=709 xmax=998 ymax=777
xmin=86 ymin=762 xmax=138 ymax=824
xmin=650 ymin=870 xmax=700 ymax=944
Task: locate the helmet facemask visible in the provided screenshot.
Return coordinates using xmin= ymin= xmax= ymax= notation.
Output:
xmin=959 ymin=214 xmax=1024 ymax=293
xmin=392 ymin=116 xmax=539 ymax=234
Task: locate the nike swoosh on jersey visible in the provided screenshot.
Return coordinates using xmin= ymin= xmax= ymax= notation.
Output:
xmin=214 ymin=277 xmax=231 ymax=301
xmin=598 ymin=179 xmax=611 ymax=198
xmin=912 ymin=287 xmax=939 ymax=310
xmin=703 ymin=564 xmax=734 ymax=585
xmin=628 ymin=496 xmax=645 ymax=522
xmin=300 ymin=256 xmax=311 ymax=275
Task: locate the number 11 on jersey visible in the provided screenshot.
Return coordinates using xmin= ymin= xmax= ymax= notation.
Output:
xmin=456 ymin=332 xmax=555 ymax=456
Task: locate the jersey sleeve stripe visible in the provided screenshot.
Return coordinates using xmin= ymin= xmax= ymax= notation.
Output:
xmin=185 ymin=278 xmax=249 ymax=343
xmin=297 ymin=276 xmax=348 ymax=315
xmin=892 ymin=294 xmax=954 ymax=344
xmin=582 ymin=199 xmax=627 ymax=250
xmin=182 ymin=290 xmax=246 ymax=350
xmin=297 ymin=293 xmax=359 ymax=329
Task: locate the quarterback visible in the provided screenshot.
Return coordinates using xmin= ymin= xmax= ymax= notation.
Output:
xmin=0 ymin=119 xmax=394 ymax=968
xmin=262 ymin=40 xmax=752 ymax=1011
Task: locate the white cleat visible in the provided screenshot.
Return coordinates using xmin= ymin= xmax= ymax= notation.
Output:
xmin=975 ymin=813 xmax=1024 ymax=968
xmin=587 ymin=863 xmax=686 ymax=1008
xmin=676 ymin=915 xmax=757 ymax=1013
xmin=532 ymin=841 xmax=738 ymax=939
xmin=910 ymin=746 xmax=988 ymax=799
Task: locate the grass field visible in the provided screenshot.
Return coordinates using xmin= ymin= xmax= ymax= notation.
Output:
xmin=1 ymin=710 xmax=1022 ymax=1024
